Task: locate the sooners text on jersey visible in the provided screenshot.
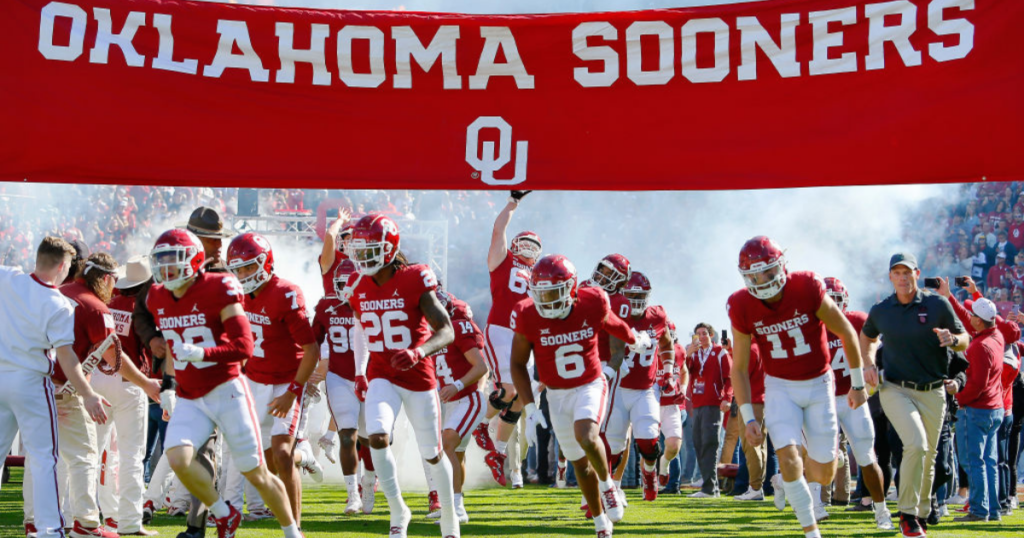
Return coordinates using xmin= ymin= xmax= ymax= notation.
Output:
xmin=513 ymin=286 xmax=614 ymax=390
xmin=727 ymin=271 xmax=831 ymax=381
xmin=434 ymin=310 xmax=486 ymax=401
xmin=488 ymin=249 xmax=532 ymax=328
xmin=242 ymin=275 xmax=316 ymax=385
xmin=349 ymin=263 xmax=439 ymax=391
xmin=147 ymin=272 xmax=245 ymax=399
xmin=312 ymin=295 xmax=359 ymax=381
xmin=620 ymin=305 xmax=669 ymax=390
xmin=828 ymin=310 xmax=868 ymax=396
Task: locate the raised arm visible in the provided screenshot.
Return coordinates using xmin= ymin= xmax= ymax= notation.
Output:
xmin=489 ymin=191 xmax=531 ymax=271
xmin=320 ymin=208 xmax=351 ymax=275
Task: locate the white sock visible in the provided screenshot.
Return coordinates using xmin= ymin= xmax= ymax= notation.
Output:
xmin=874 ymin=501 xmax=887 ymax=514
xmin=495 ymin=440 xmax=508 ymax=454
xmin=804 ymin=530 xmax=821 ymax=538
xmin=209 ymin=499 xmax=230 ymax=519
xmin=455 ymin=492 xmax=465 ymax=510
xmin=344 ymin=474 xmax=357 ymax=496
xmin=321 ymin=430 xmax=337 ymax=443
xmin=369 ymin=447 xmax=402 ymax=505
xmin=643 ymin=460 xmax=656 ymax=472
xmin=659 ymin=455 xmax=669 ymax=474
xmin=809 ymin=481 xmax=822 ymax=505
xmin=557 ymin=459 xmax=567 ymax=470
xmin=614 ymin=479 xmax=622 ymax=490
xmin=428 ymin=456 xmax=458 ymax=536
xmin=421 ymin=457 xmax=437 ymax=493
xmin=282 ymin=523 xmax=302 ymax=538
xmin=594 ymin=513 xmax=612 ymax=532
xmin=783 ymin=477 xmax=816 ymax=528
xmin=600 ymin=477 xmax=615 ymax=492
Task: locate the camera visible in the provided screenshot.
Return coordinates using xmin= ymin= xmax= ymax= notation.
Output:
xmin=923 ymin=277 xmax=941 ymax=289
xmin=954 ymin=276 xmax=970 ymax=288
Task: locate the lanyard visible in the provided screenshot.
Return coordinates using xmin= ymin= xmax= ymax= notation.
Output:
xmin=697 ymin=346 xmax=713 ymax=377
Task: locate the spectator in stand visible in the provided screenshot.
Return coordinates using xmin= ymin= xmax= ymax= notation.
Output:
xmin=993 ymin=288 xmax=1016 ymax=319
xmin=995 ymin=231 xmax=1018 ymax=262
xmin=952 ymin=298 xmax=1005 ymax=523
xmin=956 ymin=245 xmax=974 ymax=277
xmin=964 ymin=202 xmax=981 ymax=236
xmin=684 ymin=322 xmax=732 ymax=498
xmin=987 ymin=252 xmax=1012 ymax=291
xmin=971 ymin=244 xmax=989 ymax=288
xmin=978 ymin=234 xmax=998 ymax=266
xmin=1007 ymin=210 xmax=1024 ymax=251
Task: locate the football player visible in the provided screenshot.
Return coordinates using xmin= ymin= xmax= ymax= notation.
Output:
xmin=657 ymin=321 xmax=688 ymax=493
xmin=226 ymin=232 xmax=322 ymax=524
xmin=347 ymin=214 xmax=459 ymax=538
xmin=510 ymin=254 xmax=650 ymax=538
xmin=823 ymin=277 xmax=893 ymax=530
xmin=313 ymin=259 xmax=373 ymax=516
xmin=728 ymin=236 xmax=865 ymax=538
xmin=147 ymin=229 xmax=301 ymax=538
xmin=426 ymin=289 xmax=488 ymax=524
xmin=604 ymin=272 xmax=676 ymax=502
xmin=478 ymin=190 xmax=540 ymax=489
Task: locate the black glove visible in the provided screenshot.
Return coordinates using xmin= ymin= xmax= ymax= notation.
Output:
xmin=510 ymin=190 xmax=532 ymax=202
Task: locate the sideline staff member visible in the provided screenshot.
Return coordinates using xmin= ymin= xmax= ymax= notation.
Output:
xmin=859 ymin=252 xmax=968 ymax=538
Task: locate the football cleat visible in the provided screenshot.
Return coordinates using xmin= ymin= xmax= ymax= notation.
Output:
xmin=103 ymin=519 xmax=117 ymax=531
xmin=771 ymin=474 xmax=786 ymax=511
xmin=25 ymin=523 xmax=37 ymax=538
xmin=601 ymin=485 xmax=624 ymax=523
xmin=876 ymin=508 xmax=895 ymax=531
xmin=213 ymin=503 xmax=241 ymax=538
xmin=510 ymin=470 xmax=524 ymax=489
xmin=142 ymin=500 xmax=155 ymax=524
xmin=428 ymin=490 xmax=441 ymax=513
xmin=360 ymin=476 xmax=377 ymax=514
xmin=207 ymin=514 xmax=216 ymax=528
xmin=484 ymin=451 xmax=508 ymax=487
xmin=581 ymin=502 xmax=593 ymax=520
xmin=814 ymin=502 xmax=830 ymax=521
xmin=389 ymin=504 xmax=412 ymax=538
xmin=689 ymin=491 xmax=718 ymax=498
xmin=658 ymin=473 xmax=668 ymax=488
xmin=300 ymin=454 xmax=325 ymax=484
xmin=344 ymin=494 xmax=363 ymax=516
xmin=243 ymin=508 xmax=273 ymax=521
xmin=167 ymin=503 xmax=189 ymax=517
xmin=641 ymin=468 xmax=658 ymax=502
xmin=735 ymin=487 xmax=764 ymax=501
xmin=472 ymin=423 xmax=495 ymax=452
xmin=69 ymin=522 xmax=118 ymax=538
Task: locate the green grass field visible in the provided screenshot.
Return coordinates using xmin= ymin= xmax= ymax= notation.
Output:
xmin=2 ymin=468 xmax=1022 ymax=537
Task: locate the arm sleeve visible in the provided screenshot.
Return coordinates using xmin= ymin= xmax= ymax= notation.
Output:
xmin=203 ymin=315 xmax=254 ymax=363
xmin=352 ymin=321 xmax=369 ymax=376
xmin=956 ymin=347 xmax=983 ymax=406
xmin=311 ymin=313 xmax=327 ymax=345
xmin=862 ymin=307 xmax=880 ymax=339
xmin=134 ymin=282 xmax=160 ymax=349
xmin=996 ymin=315 xmax=1022 ymax=343
xmin=720 ymin=348 xmax=733 ymax=402
xmin=284 ymin=308 xmax=317 ymax=347
xmin=947 ymin=295 xmax=976 ymax=337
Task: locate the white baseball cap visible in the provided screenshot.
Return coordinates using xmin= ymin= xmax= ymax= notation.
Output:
xmin=970 ymin=298 xmax=998 ymax=322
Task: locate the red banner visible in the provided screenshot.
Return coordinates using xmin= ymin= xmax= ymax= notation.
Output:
xmin=1 ymin=0 xmax=1021 ymax=190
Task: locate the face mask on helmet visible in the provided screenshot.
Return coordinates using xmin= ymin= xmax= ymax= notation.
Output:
xmin=740 ymin=259 xmax=787 ymax=300
xmin=333 ymin=272 xmax=351 ymax=298
xmin=228 ymin=254 xmax=271 ymax=295
xmin=350 ymin=239 xmax=392 ymax=276
xmin=592 ymin=262 xmax=627 ymax=293
xmin=623 ymin=288 xmax=650 ymax=316
xmin=827 ymin=290 xmax=848 ymax=311
xmin=151 ymin=247 xmax=198 ymax=291
xmin=512 ymin=236 xmax=542 ymax=261
xmin=530 ymin=278 xmax=575 ymax=319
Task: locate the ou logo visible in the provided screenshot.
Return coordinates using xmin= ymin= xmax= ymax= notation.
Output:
xmin=466 ymin=116 xmax=528 ymax=186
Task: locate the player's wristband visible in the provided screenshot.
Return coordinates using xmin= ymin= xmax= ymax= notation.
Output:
xmin=160 ymin=374 xmax=177 ymax=392
xmin=508 ymin=196 xmax=519 ymax=205
xmin=453 ymin=379 xmax=465 ymax=392
xmin=850 ymin=367 xmax=866 ymax=391
xmin=287 ymin=381 xmax=303 ymax=397
xmin=739 ymin=403 xmax=756 ymax=425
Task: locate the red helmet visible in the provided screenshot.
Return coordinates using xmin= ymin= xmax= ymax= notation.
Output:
xmin=824 ymin=276 xmax=849 ymax=312
xmin=338 ymin=220 xmax=356 ymax=257
xmin=738 ymin=236 xmax=787 ymax=300
xmin=226 ymin=233 xmax=274 ymax=295
xmin=332 ymin=258 xmax=359 ymax=300
xmin=529 ymin=254 xmax=577 ymax=319
xmin=150 ymin=229 xmax=204 ymax=291
xmin=350 ymin=214 xmax=400 ymax=276
xmin=622 ymin=271 xmax=652 ymax=316
xmin=666 ymin=319 xmax=678 ymax=342
xmin=435 ymin=288 xmax=456 ymax=317
xmin=511 ymin=231 xmax=542 ymax=263
xmin=591 ymin=253 xmax=631 ymax=293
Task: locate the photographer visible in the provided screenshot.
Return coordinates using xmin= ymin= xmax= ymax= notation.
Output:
xmin=859 ymin=253 xmax=969 ymax=535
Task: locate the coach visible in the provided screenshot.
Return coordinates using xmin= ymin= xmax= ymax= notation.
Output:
xmin=859 ymin=252 xmax=969 ymax=536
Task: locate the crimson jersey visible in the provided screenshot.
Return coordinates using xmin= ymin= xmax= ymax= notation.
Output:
xmin=619 ymin=305 xmax=669 ymax=390
xmin=319 ymin=250 xmax=349 ymax=296
xmin=513 ymin=286 xmax=633 ymax=390
xmin=434 ymin=311 xmax=486 ymax=401
xmin=658 ymin=342 xmax=686 ymax=406
xmin=242 ymin=275 xmax=316 ymax=385
xmin=487 ymin=249 xmax=532 ymax=328
xmin=109 ymin=293 xmax=151 ymax=375
xmin=147 ymin=271 xmax=247 ymax=399
xmin=827 ymin=310 xmax=868 ymax=396
xmin=727 ymin=271 xmax=830 ymax=381
xmin=349 ymin=263 xmax=439 ymax=391
xmin=312 ymin=296 xmax=360 ymax=381
xmin=579 ymin=282 xmax=630 ymax=363
xmin=55 ymin=281 xmax=115 ymax=385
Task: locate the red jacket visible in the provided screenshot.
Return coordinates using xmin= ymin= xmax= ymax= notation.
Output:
xmin=685 ymin=344 xmax=732 ymax=408
xmin=958 ymin=326 xmax=1006 ymax=410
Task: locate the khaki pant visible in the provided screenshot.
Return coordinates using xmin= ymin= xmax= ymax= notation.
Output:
xmin=93 ymin=371 xmax=148 ymax=533
xmin=720 ymin=405 xmax=741 ymax=465
xmin=820 ymin=432 xmax=850 ymax=504
xmin=738 ymin=403 xmax=767 ymax=490
xmin=25 ymin=393 xmax=101 ymax=527
xmin=879 ymin=380 xmax=945 ymax=517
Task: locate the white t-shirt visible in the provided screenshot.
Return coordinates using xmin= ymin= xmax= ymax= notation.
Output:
xmin=0 ymin=266 xmax=75 ymax=375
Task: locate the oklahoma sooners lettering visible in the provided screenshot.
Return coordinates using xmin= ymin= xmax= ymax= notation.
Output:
xmin=753 ymin=314 xmax=812 ymax=336
xmin=540 ymin=327 xmax=596 ymax=347
xmin=158 ymin=313 xmax=208 ymax=330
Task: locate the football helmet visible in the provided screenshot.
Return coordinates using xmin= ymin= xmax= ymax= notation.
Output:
xmin=150 ymin=229 xmax=204 ymax=291
xmin=738 ymin=236 xmax=787 ymax=300
xmin=332 ymin=259 xmax=359 ymax=299
xmin=226 ymin=232 xmax=275 ymax=294
xmin=666 ymin=320 xmax=678 ymax=343
xmin=338 ymin=221 xmax=356 ymax=257
xmin=824 ymin=277 xmax=849 ymax=312
xmin=591 ymin=254 xmax=631 ymax=293
xmin=622 ymin=271 xmax=652 ymax=317
xmin=435 ymin=288 xmax=456 ymax=317
xmin=529 ymin=254 xmax=577 ymax=319
xmin=350 ymin=214 xmax=400 ymax=276
xmin=511 ymin=231 xmax=542 ymax=262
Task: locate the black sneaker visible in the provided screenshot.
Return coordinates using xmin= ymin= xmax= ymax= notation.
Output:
xmin=176 ymin=525 xmax=204 ymax=538
xmin=899 ymin=512 xmax=925 ymax=537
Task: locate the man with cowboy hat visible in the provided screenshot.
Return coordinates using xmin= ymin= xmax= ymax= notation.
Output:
xmin=134 ymin=206 xmax=233 ymax=538
xmin=95 ymin=256 xmax=159 ymax=536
